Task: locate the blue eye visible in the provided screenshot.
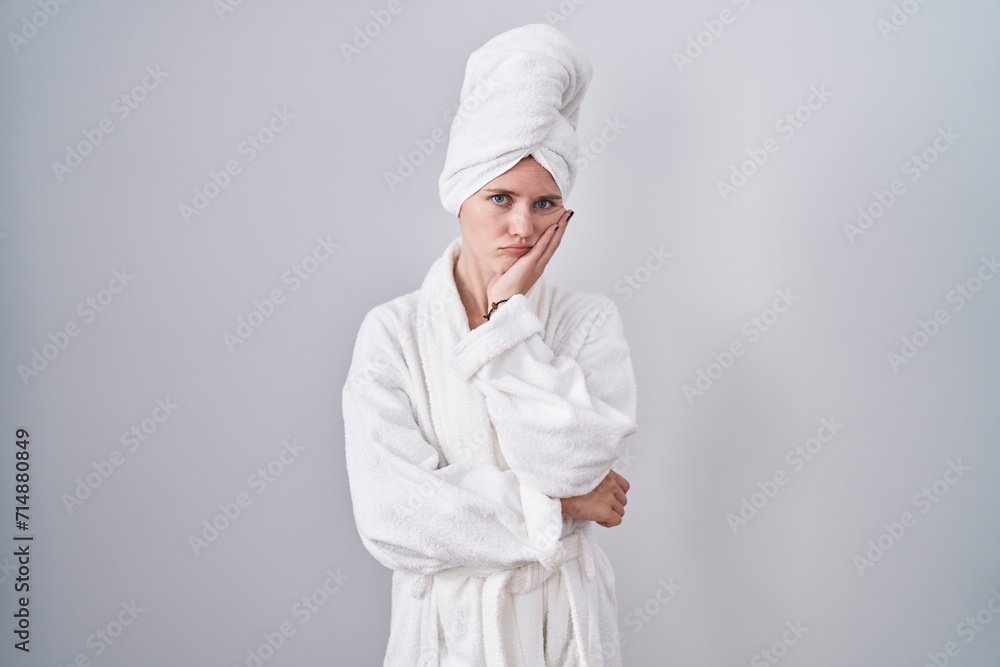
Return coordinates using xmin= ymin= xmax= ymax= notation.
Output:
xmin=490 ymin=194 xmax=508 ymax=205
xmin=534 ymin=199 xmax=553 ymax=209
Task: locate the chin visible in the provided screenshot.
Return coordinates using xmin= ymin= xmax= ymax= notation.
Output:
xmin=495 ymin=254 xmax=519 ymax=271
xmin=466 ymin=243 xmax=516 ymax=276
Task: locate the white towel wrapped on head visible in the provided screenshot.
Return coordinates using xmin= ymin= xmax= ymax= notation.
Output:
xmin=438 ymin=23 xmax=593 ymax=217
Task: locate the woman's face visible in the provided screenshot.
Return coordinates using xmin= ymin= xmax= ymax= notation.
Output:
xmin=457 ymin=156 xmax=565 ymax=275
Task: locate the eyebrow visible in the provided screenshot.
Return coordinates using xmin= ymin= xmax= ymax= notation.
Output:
xmin=483 ymin=188 xmax=562 ymax=200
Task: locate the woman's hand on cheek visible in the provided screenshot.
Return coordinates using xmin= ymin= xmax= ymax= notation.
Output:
xmin=486 ymin=208 xmax=572 ymax=304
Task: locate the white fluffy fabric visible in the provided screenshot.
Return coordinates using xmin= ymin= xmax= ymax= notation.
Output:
xmin=438 ymin=23 xmax=593 ymax=217
xmin=342 ymin=235 xmax=639 ymax=665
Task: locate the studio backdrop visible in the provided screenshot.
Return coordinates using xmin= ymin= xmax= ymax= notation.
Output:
xmin=1 ymin=1 xmax=998 ymax=665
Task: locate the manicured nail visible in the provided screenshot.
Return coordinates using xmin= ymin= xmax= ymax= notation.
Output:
xmin=567 ymin=210 xmax=575 ymax=222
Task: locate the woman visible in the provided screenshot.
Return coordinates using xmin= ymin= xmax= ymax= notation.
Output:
xmin=343 ymin=24 xmax=639 ymax=666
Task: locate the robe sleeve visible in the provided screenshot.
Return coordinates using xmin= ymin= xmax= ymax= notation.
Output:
xmin=449 ymin=293 xmax=639 ymax=499
xmin=342 ymin=307 xmax=568 ymax=576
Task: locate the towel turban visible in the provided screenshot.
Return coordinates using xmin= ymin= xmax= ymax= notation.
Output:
xmin=438 ymin=24 xmax=593 ymax=217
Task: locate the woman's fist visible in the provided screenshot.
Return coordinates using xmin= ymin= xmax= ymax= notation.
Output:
xmin=560 ymin=469 xmax=630 ymax=527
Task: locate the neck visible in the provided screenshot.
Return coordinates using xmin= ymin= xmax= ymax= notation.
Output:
xmin=453 ymin=246 xmax=492 ymax=324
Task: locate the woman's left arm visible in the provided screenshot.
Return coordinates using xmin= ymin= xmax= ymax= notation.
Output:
xmin=449 ymin=292 xmax=638 ymax=499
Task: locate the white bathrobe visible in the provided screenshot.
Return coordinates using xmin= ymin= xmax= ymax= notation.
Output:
xmin=342 ymin=235 xmax=639 ymax=666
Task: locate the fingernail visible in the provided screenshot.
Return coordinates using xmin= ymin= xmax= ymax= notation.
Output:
xmin=567 ymin=210 xmax=575 ymax=222
xmin=555 ymin=225 xmax=559 ymax=231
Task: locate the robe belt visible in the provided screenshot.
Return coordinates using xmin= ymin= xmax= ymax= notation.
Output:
xmin=409 ymin=527 xmax=599 ymax=666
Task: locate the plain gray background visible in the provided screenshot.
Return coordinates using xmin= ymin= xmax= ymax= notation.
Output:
xmin=2 ymin=1 xmax=999 ymax=665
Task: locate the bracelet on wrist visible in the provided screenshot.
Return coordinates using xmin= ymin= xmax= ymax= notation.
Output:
xmin=483 ymin=298 xmax=510 ymax=321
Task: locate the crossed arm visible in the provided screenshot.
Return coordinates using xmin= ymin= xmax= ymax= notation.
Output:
xmin=342 ymin=294 xmax=638 ymax=574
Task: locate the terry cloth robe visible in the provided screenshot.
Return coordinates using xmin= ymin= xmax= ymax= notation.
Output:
xmin=342 ymin=235 xmax=639 ymax=666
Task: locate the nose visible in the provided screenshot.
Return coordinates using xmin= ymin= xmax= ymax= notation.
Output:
xmin=508 ymin=203 xmax=534 ymax=239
